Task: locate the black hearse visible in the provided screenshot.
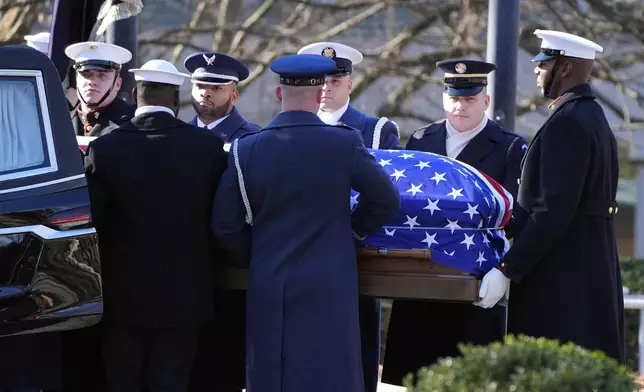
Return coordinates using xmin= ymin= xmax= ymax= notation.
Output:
xmin=0 ymin=45 xmax=102 ymax=336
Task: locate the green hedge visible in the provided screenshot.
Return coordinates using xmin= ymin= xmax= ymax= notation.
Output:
xmin=403 ymin=335 xmax=636 ymax=392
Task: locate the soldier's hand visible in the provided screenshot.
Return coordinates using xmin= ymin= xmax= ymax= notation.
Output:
xmin=474 ymin=267 xmax=510 ymax=309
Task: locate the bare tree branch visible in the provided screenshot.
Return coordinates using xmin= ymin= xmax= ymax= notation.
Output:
xmin=169 ymin=0 xmax=209 ymax=64
xmin=229 ymin=0 xmax=277 ymax=56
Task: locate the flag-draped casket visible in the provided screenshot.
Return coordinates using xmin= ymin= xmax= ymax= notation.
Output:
xmin=352 ymin=149 xmax=513 ymax=278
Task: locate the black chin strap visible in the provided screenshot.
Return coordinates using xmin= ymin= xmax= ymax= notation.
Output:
xmin=543 ymin=56 xmax=562 ymax=99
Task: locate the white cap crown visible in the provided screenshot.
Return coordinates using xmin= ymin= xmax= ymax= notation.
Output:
xmin=129 ymin=59 xmax=190 ymax=86
xmin=24 ymin=32 xmax=50 ymax=55
xmin=535 ymin=29 xmax=603 ymax=60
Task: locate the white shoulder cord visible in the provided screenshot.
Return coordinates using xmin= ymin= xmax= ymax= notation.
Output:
xmin=232 ymin=138 xmax=254 ymax=226
xmin=372 ymin=117 xmax=389 ymax=149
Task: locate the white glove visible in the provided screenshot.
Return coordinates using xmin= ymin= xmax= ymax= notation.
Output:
xmin=474 ymin=268 xmax=510 ymax=309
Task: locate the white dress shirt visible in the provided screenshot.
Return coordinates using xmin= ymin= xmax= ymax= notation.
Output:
xmin=134 ymin=105 xmax=175 ymax=117
xmin=445 ymin=116 xmax=489 ymax=159
xmin=197 ymin=114 xmax=230 ymax=129
xmin=318 ymin=98 xmax=350 ymax=125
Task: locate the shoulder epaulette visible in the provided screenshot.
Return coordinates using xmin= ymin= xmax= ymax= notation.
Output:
xmin=411 ymin=119 xmax=445 ymax=139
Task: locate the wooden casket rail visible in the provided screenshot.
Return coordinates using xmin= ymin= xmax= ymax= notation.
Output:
xmin=214 ymin=247 xmax=481 ymax=302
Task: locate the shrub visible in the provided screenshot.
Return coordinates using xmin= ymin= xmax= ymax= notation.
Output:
xmin=620 ymin=258 xmax=644 ymax=371
xmin=403 ymin=335 xmax=636 ymax=392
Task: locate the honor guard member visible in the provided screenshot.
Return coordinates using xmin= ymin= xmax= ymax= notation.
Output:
xmin=476 ymin=30 xmax=625 ymax=363
xmin=183 ymin=52 xmax=259 ymax=392
xmin=298 ymin=41 xmax=402 ymax=150
xmin=85 ymin=59 xmax=228 ymax=391
xmin=211 ymin=54 xmax=400 ymax=392
xmin=184 ymin=52 xmax=260 ymax=149
xmin=298 ymin=41 xmax=400 ymax=392
xmin=24 ymin=32 xmax=50 ymax=55
xmin=382 ymin=59 xmax=527 ymax=386
xmin=65 ymin=41 xmax=135 ymax=137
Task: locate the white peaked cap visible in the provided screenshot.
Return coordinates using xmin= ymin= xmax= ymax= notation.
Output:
xmin=534 ymin=29 xmax=604 ymax=60
xmin=65 ymin=41 xmax=132 ymax=65
xmin=297 ymin=41 xmax=363 ymax=65
xmin=129 ymin=59 xmax=191 ymax=86
xmin=24 ymin=32 xmax=50 ymax=54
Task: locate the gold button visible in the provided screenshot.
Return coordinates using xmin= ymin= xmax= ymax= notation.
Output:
xmin=517 ymin=178 xmax=521 ymax=185
xmin=608 ymin=207 xmax=613 ymax=214
xmin=615 ymin=207 xmax=619 ymax=214
xmin=95 ymin=112 xmax=100 ymax=119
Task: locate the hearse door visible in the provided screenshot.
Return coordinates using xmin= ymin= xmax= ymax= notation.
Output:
xmin=0 ymin=46 xmax=102 ymax=336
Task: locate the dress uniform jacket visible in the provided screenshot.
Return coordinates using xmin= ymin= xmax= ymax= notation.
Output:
xmin=382 ymin=118 xmax=526 ymax=385
xmin=84 ymin=111 xmax=227 ymax=328
xmin=501 ymin=83 xmax=625 ymax=363
xmin=339 ymin=104 xmax=401 ymax=392
xmin=188 ymin=106 xmax=260 ymax=141
xmin=187 ymin=106 xmax=261 ymax=392
xmin=72 ymin=96 xmax=135 ymax=137
xmin=212 ymin=110 xmax=400 ymax=392
xmin=340 ymin=104 xmax=401 ymax=149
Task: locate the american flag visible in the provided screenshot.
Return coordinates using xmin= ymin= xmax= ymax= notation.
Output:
xmin=352 ymin=149 xmax=513 ymax=277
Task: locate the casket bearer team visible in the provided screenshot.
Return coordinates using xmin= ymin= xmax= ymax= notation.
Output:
xmin=297 ymin=41 xmax=401 ymax=392
xmin=64 ymin=41 xmax=136 ymax=137
xmin=84 ymin=59 xmax=228 ymax=391
xmin=476 ymin=30 xmax=625 ymax=363
xmin=182 ymin=52 xmax=259 ymax=392
xmin=382 ymin=59 xmax=527 ymax=385
xmin=211 ymin=53 xmax=400 ymax=392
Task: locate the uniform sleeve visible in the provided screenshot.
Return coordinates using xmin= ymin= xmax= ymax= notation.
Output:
xmin=350 ymin=134 xmax=401 ymax=239
xmin=379 ymin=120 xmax=402 ymax=149
xmin=502 ymin=136 xmax=528 ymax=239
xmin=84 ymin=143 xmax=109 ymax=232
xmin=210 ymin=150 xmax=251 ymax=267
xmin=501 ymin=116 xmax=591 ymax=283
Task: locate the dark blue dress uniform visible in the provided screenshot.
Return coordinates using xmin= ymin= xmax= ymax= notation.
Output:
xmin=211 ymin=54 xmax=400 ymax=392
xmin=382 ymin=60 xmax=527 ymax=385
xmin=183 ymin=51 xmax=260 ymax=392
xmin=500 ymin=30 xmax=624 ymax=363
xmin=298 ymin=41 xmax=400 ymax=392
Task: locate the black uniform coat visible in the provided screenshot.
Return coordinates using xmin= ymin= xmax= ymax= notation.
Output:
xmin=72 ymin=96 xmax=135 ymax=137
xmin=187 ymin=106 xmax=261 ymax=392
xmin=382 ymin=118 xmax=527 ymax=385
xmin=501 ymin=83 xmax=625 ymax=363
xmin=84 ymin=111 xmax=227 ymax=328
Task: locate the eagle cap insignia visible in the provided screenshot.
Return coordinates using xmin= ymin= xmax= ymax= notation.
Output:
xmin=203 ymin=53 xmax=216 ymax=66
xmin=88 ymin=44 xmax=98 ymax=50
xmin=322 ymin=47 xmax=336 ymax=59
xmin=455 ymin=62 xmax=467 ymax=74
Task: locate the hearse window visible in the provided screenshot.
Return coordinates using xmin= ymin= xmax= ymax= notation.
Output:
xmin=0 ymin=70 xmax=57 ymax=183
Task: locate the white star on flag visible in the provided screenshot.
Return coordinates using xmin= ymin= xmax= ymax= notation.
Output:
xmin=379 ymin=159 xmax=392 ymax=167
xmin=430 ymin=172 xmax=447 ymax=185
xmin=482 ymin=233 xmax=490 ymax=247
xmin=461 ymin=233 xmax=475 ymax=250
xmin=476 ymin=251 xmax=487 ymax=266
xmin=463 ymin=203 xmax=479 ymax=219
xmin=399 ymin=153 xmax=415 ymax=160
xmin=423 ymin=198 xmax=441 ymax=215
xmin=447 ymin=187 xmax=464 ymax=200
xmin=403 ymin=215 xmax=420 ymax=230
xmin=444 ymin=250 xmax=455 ymax=256
xmin=421 ymin=232 xmax=438 ymax=247
xmin=444 ymin=219 xmax=461 ymax=234
xmin=385 ymin=228 xmax=396 ymax=236
xmin=406 ymin=184 xmax=423 ymax=196
xmin=414 ymin=161 xmax=431 ymax=170
xmin=391 ymin=169 xmax=406 ymax=181
xmin=350 ymin=194 xmax=359 ymax=209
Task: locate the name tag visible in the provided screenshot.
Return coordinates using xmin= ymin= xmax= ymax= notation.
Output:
xmin=223 ymin=142 xmax=231 ymax=152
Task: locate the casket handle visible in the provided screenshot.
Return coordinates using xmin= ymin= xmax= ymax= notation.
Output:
xmin=358 ymin=247 xmax=431 ymax=260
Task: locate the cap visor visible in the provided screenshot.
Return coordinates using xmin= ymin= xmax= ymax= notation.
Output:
xmin=77 ymin=64 xmax=115 ymax=71
xmin=445 ymin=86 xmax=483 ymax=96
xmin=531 ymin=52 xmax=555 ymax=62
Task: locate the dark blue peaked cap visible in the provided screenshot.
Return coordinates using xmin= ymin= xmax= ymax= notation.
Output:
xmin=270 ymin=54 xmax=337 ymax=86
xmin=184 ymin=52 xmax=249 ymax=85
xmin=436 ymin=59 xmax=496 ymax=97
